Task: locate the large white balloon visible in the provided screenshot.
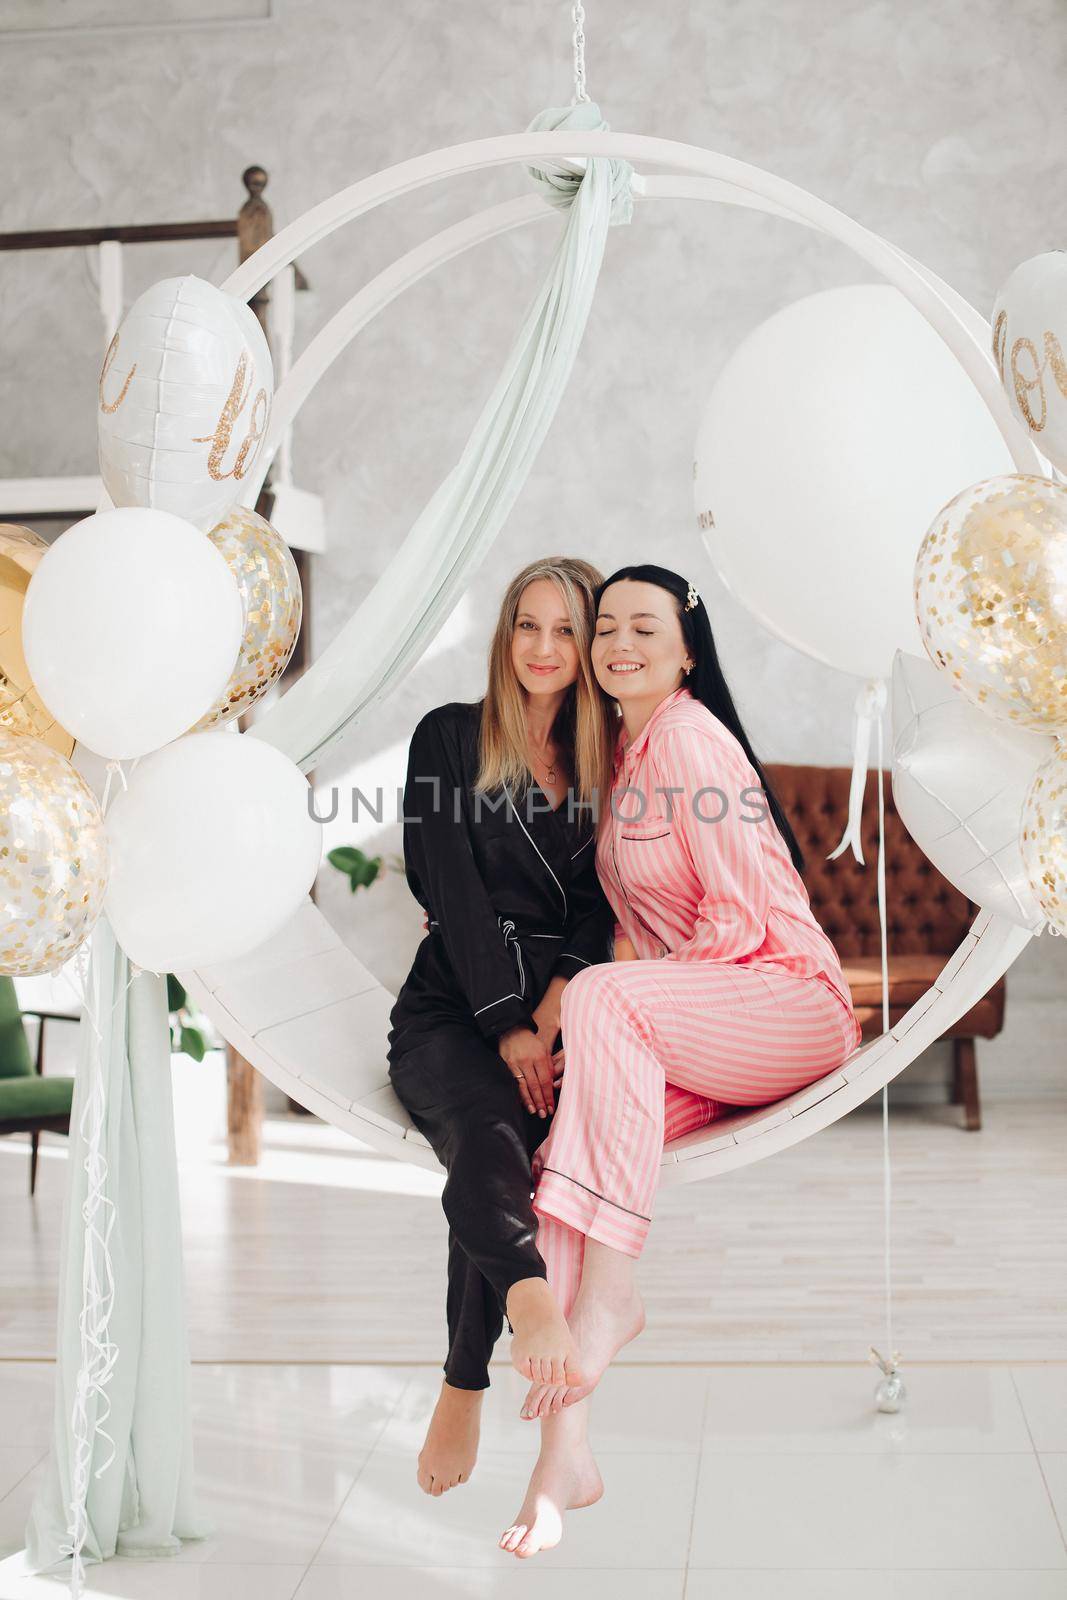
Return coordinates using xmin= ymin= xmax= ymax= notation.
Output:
xmin=992 ymin=251 xmax=1067 ymax=476
xmin=104 ymin=731 xmax=322 ymax=971
xmin=891 ymin=650 xmax=1051 ymax=931
xmin=97 ymin=275 xmax=274 ymax=532
xmin=22 ymin=506 xmax=243 ymax=760
xmin=693 ymin=284 xmax=1015 ymax=680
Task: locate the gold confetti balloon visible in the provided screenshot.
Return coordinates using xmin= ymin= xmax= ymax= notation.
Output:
xmin=0 ymin=728 xmax=109 ymax=976
xmin=0 ymin=524 xmax=76 ymax=758
xmin=914 ymin=474 xmax=1067 ymax=733
xmin=1021 ymin=745 xmax=1067 ymax=936
xmin=190 ymin=506 xmax=302 ymax=732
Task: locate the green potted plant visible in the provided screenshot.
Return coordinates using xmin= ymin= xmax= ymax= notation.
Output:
xmin=326 ymin=843 xmax=399 ymax=893
xmin=166 ymin=974 xmax=215 ymax=1062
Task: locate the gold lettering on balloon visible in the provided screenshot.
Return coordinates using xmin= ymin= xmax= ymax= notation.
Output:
xmin=191 ymin=349 xmax=270 ymax=481
xmin=1012 ymin=336 xmax=1046 ymax=431
xmin=1046 ymin=331 xmax=1067 ymax=399
xmin=98 ymin=331 xmax=136 ymax=414
xmin=992 ymin=310 xmax=1007 ymax=384
xmin=1005 ymin=329 xmax=1067 ymax=435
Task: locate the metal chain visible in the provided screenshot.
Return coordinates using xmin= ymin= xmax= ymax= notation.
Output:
xmin=571 ymin=2 xmax=589 ymax=104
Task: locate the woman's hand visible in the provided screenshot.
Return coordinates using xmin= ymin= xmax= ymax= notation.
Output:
xmin=498 ymin=1024 xmax=557 ymax=1119
xmin=614 ymin=933 xmax=639 ymax=962
xmin=529 ymin=974 xmax=565 ymax=1047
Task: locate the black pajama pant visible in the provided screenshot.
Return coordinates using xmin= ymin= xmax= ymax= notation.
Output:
xmin=387 ymin=1021 xmax=555 ymax=1390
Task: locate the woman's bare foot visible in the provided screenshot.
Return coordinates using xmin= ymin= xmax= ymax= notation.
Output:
xmin=498 ymin=1403 xmax=603 ymax=1558
xmin=520 ymin=1265 xmax=645 ymax=1418
xmin=506 ymin=1277 xmax=583 ymax=1387
xmin=416 ymin=1380 xmax=483 ymax=1495
xmin=520 ymin=1375 xmax=570 ymax=1422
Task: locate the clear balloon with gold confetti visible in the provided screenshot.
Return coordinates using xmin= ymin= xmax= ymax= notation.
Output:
xmin=914 ymin=474 xmax=1067 ymax=733
xmin=0 ymin=728 xmax=109 ymax=976
xmin=1021 ymin=744 xmax=1067 ymax=937
xmin=0 ymin=523 xmax=76 ymax=757
xmin=190 ymin=506 xmax=302 ymax=732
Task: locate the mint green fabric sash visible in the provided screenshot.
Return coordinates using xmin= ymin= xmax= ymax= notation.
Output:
xmin=249 ymin=100 xmax=632 ymax=772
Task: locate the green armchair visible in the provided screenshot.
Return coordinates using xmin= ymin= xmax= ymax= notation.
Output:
xmin=0 ymin=975 xmax=78 ymax=1194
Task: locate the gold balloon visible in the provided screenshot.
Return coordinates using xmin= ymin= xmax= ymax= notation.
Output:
xmin=1022 ymin=744 xmax=1067 ymax=936
xmin=190 ymin=506 xmax=302 ymax=732
xmin=914 ymin=474 xmax=1067 ymax=732
xmin=0 ymin=728 xmax=109 ymax=976
xmin=0 ymin=523 xmax=76 ymax=757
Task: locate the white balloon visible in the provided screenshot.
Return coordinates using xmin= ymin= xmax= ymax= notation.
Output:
xmin=104 ymin=731 xmax=322 ymax=971
xmin=22 ymin=507 xmax=243 ymax=760
xmin=693 ymin=284 xmax=1015 ymax=680
xmin=992 ymin=251 xmax=1067 ymax=476
xmin=891 ymin=649 xmax=1052 ymax=931
xmin=97 ymin=274 xmax=274 ymax=532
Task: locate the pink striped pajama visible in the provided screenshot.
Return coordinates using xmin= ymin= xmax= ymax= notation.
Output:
xmin=531 ymin=685 xmax=862 ymax=1314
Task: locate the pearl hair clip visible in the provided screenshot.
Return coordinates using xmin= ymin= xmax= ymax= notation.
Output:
xmin=685 ymin=580 xmax=699 ymax=611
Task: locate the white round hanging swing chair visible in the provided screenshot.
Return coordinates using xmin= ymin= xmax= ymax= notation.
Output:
xmin=177 ymin=122 xmax=1040 ymax=1182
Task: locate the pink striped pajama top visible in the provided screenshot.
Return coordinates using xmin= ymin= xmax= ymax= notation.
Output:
xmin=601 ymin=684 xmax=859 ymax=1020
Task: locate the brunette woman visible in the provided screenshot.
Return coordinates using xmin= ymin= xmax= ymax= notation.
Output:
xmin=498 ymin=565 xmax=862 ymax=1557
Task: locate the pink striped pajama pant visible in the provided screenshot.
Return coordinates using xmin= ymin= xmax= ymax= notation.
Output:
xmin=532 ymin=957 xmax=859 ymax=1317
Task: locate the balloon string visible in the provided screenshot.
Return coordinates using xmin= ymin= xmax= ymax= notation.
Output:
xmin=99 ymin=760 xmax=129 ymax=817
xmin=874 ymin=700 xmax=899 ymax=1373
xmin=51 ymin=929 xmax=138 ymax=1595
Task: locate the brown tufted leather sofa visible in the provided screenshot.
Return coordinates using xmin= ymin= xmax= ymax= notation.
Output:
xmin=764 ymin=763 xmax=1006 ymax=1131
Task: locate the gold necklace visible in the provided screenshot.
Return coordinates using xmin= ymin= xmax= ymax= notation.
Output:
xmin=529 ymin=738 xmax=559 ymax=784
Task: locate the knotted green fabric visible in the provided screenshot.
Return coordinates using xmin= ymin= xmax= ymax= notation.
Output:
xmin=524 ymin=100 xmax=635 ymax=225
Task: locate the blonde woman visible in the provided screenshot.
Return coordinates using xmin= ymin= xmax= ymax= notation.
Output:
xmin=387 ymin=557 xmax=620 ymax=1496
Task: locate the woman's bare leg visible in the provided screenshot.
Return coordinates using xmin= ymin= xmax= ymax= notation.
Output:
xmin=498 ymin=1396 xmax=603 ymax=1558
xmin=522 ymin=1237 xmax=646 ymax=1418
xmin=417 ymin=1381 xmax=483 ymax=1495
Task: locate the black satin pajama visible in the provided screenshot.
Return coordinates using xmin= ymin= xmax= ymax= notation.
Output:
xmin=386 ymin=700 xmax=614 ymax=1390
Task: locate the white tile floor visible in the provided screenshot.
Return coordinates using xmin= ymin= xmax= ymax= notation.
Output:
xmin=6 ymin=1068 xmax=1067 ymax=1594
xmin=2 ymin=1360 xmax=1067 ymax=1596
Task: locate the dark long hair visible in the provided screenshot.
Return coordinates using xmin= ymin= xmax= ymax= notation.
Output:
xmin=596 ymin=564 xmax=805 ymax=875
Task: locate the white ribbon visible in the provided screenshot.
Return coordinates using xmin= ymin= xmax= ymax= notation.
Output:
xmin=51 ymin=762 xmax=138 ymax=1596
xmin=872 ymin=697 xmax=899 ymax=1399
xmin=822 ymin=677 xmax=901 ymax=1397
xmin=827 ymin=677 xmax=889 ymax=866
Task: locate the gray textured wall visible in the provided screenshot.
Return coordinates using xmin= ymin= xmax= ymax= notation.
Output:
xmin=3 ymin=0 xmax=1065 ymax=1097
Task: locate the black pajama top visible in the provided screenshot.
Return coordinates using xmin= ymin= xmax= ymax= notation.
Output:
xmin=386 ymin=700 xmax=615 ymax=1391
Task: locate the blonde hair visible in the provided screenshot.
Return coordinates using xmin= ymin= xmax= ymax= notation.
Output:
xmin=474 ymin=556 xmax=618 ymax=820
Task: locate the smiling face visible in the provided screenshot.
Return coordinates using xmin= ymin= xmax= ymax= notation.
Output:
xmin=510 ymin=577 xmax=582 ymax=697
xmin=591 ymin=578 xmax=693 ymax=709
